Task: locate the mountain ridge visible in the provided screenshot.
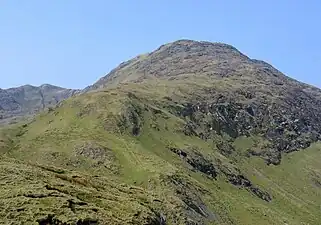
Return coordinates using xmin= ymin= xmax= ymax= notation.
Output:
xmin=84 ymin=39 xmax=310 ymax=93
xmin=1 ymin=40 xmax=321 ymax=224
xmin=0 ymin=84 xmax=79 ymax=123
xmin=84 ymin=39 xmax=251 ymax=91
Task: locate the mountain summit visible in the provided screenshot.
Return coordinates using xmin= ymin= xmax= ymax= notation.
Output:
xmin=1 ymin=40 xmax=321 ymax=224
xmin=85 ymin=39 xmax=321 ymax=164
xmin=85 ymin=39 xmax=289 ymax=90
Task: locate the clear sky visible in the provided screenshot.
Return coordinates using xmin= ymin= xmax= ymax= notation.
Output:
xmin=1 ymin=1 xmax=320 ymax=89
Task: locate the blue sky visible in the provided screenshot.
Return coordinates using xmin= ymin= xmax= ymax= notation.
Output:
xmin=0 ymin=1 xmax=320 ymax=89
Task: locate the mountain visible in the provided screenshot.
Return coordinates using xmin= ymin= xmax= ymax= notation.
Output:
xmin=1 ymin=40 xmax=321 ymax=225
xmin=85 ymin=40 xmax=305 ymax=90
xmin=0 ymin=84 xmax=79 ymax=123
xmin=86 ymin=40 xmax=321 ymax=164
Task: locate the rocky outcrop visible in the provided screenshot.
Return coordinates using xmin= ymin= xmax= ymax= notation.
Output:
xmin=169 ymin=146 xmax=271 ymax=202
xmin=177 ymin=95 xmax=321 ymax=164
xmin=116 ymin=95 xmax=144 ymax=136
xmin=36 ymin=214 xmax=98 ymax=225
xmin=226 ymin=174 xmax=272 ymax=202
xmin=83 ymin=40 xmax=321 ymax=165
xmin=74 ymin=142 xmax=114 ymax=163
xmin=165 ymin=174 xmax=216 ymax=225
xmin=169 ymin=147 xmax=217 ymax=179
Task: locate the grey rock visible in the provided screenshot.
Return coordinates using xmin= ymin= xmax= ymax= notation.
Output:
xmin=0 ymin=84 xmax=79 ymax=123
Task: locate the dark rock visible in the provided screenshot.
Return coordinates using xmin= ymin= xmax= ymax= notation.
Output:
xmin=263 ymin=150 xmax=282 ymax=166
xmin=76 ymin=218 xmax=98 ymax=225
xmin=37 ymin=214 xmax=56 ymax=225
xmin=117 ymin=99 xmax=144 ymax=136
xmin=222 ymin=171 xmax=272 ymax=202
xmin=169 ymin=147 xmax=217 ymax=179
xmin=166 ymin=174 xmax=216 ymax=224
xmin=249 ymin=187 xmax=272 ymax=202
xmin=216 ymin=141 xmax=235 ymax=156
xmin=228 ymin=174 xmax=251 ymax=187
xmin=74 ymin=142 xmax=109 ymax=162
xmin=177 ymin=96 xmax=321 ymax=164
xmin=183 ymin=122 xmax=198 ymax=137
xmin=23 ymin=193 xmax=49 ymax=198
xmin=147 ymin=211 xmax=166 ymax=225
xmin=37 ymin=214 xmax=98 ymax=225
xmin=67 ymin=199 xmax=88 ymax=213
xmin=184 ymin=220 xmax=203 ymax=225
xmin=169 ymin=146 xmax=271 ymax=202
xmin=169 ymin=147 xmax=188 ymax=158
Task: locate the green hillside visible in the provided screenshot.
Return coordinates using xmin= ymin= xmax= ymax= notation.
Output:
xmin=1 ymin=40 xmax=321 ymax=224
xmin=1 ymin=79 xmax=321 ymax=225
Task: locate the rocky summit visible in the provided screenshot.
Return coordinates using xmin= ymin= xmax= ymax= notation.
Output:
xmin=87 ymin=40 xmax=321 ymax=165
xmin=1 ymin=40 xmax=321 ymax=225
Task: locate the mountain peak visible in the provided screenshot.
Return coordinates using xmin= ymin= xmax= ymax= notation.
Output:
xmin=162 ymin=39 xmax=240 ymax=50
xmin=84 ymin=40 xmax=263 ymax=91
xmin=40 ymin=84 xmax=57 ymax=88
xmin=154 ymin=39 xmax=247 ymax=59
xmin=2 ymin=40 xmax=321 ymax=225
xmin=5 ymin=84 xmax=62 ymax=91
xmin=0 ymin=84 xmax=77 ymax=123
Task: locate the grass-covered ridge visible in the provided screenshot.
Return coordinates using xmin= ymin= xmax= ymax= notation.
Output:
xmin=1 ymin=79 xmax=321 ymax=225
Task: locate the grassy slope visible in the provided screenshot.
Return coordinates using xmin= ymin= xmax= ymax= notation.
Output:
xmin=1 ymin=80 xmax=321 ymax=225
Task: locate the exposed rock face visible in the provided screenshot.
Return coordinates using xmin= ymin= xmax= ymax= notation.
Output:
xmin=165 ymin=174 xmax=217 ymax=225
xmin=74 ymin=142 xmax=109 ymax=162
xmin=223 ymin=173 xmax=272 ymax=202
xmin=0 ymin=84 xmax=78 ymax=123
xmin=84 ymin=39 xmax=321 ymax=165
xmin=169 ymin=146 xmax=271 ymax=202
xmin=73 ymin=142 xmax=118 ymax=172
xmin=169 ymin=147 xmax=217 ymax=179
xmin=176 ymin=92 xmax=321 ymax=164
xmin=84 ymin=40 xmax=321 ymax=165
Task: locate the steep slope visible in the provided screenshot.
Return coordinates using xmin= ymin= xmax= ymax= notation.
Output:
xmin=86 ymin=39 xmax=321 ymax=164
xmin=1 ymin=40 xmax=321 ymax=225
xmin=0 ymin=84 xmax=78 ymax=123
